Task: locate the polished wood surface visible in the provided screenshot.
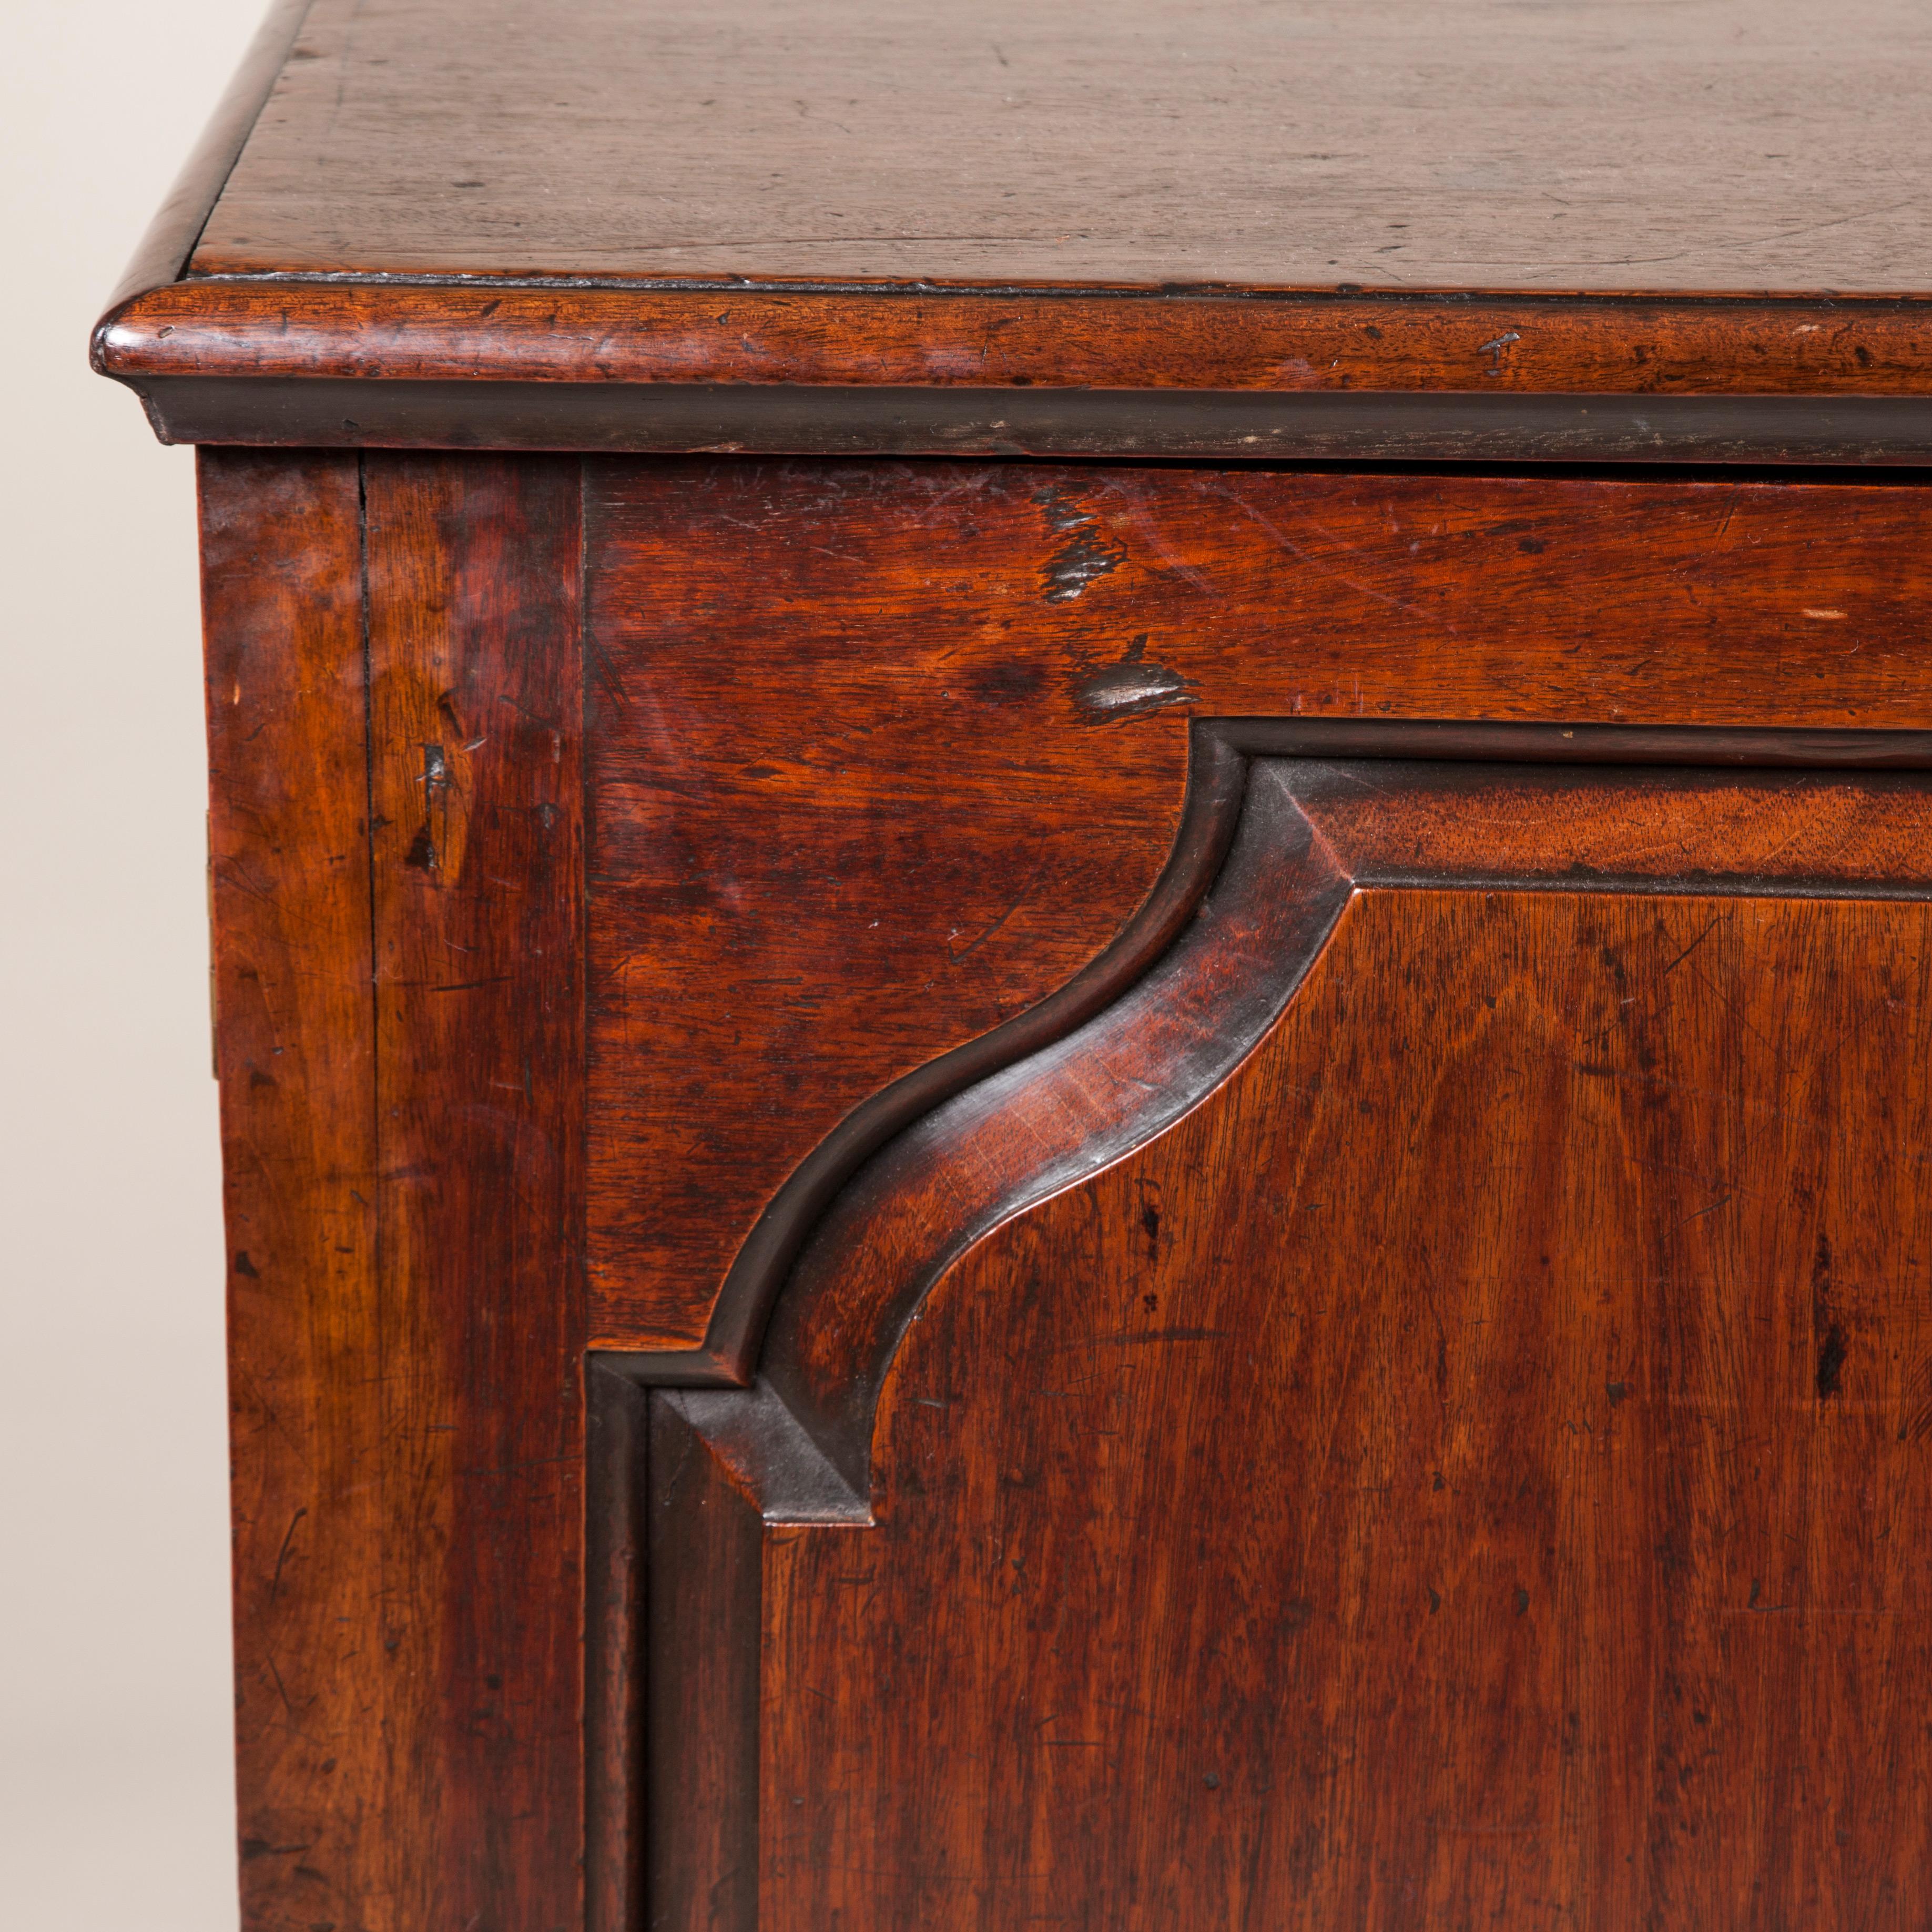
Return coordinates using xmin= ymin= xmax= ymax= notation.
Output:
xmin=111 ymin=7 xmax=1932 ymax=1921
xmin=768 ymin=758 xmax=1932 ymax=1479
xmin=91 ymin=2 xmax=1932 ymax=455
xmin=645 ymin=755 xmax=1932 ymax=1927
xmin=583 ymin=462 xmax=1932 ymax=1360
xmin=764 ymin=884 xmax=1932 ymax=1928
xmin=200 ymin=0 xmax=1932 ymax=293
xmin=362 ymin=454 xmax=586 ymax=1930
xmin=97 ymin=282 xmax=1932 ymax=396
xmin=205 ymin=451 xmax=588 ymax=1932
xmin=192 ymin=447 xmax=1932 ymax=1925
xmin=202 ymin=451 xmax=379 ymax=1923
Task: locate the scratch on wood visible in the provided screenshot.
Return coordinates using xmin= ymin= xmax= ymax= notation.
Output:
xmin=1034 ymin=485 xmax=1124 ymax=602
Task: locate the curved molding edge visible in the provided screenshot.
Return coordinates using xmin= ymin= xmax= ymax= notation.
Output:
xmin=592 ymin=716 xmax=1932 ymax=1518
xmin=584 ymin=725 xmax=1932 ymax=1932
xmin=597 ymin=715 xmax=1932 ymax=1394
xmin=90 ymin=0 xmax=316 ymax=372
xmin=609 ymin=725 xmax=1249 ymax=1387
xmin=758 ymin=761 xmax=1353 ymax=1511
xmin=600 ymin=762 xmax=1350 ymax=1522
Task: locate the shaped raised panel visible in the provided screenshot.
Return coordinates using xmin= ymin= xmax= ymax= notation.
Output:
xmin=761 ymin=882 xmax=1932 ymax=1929
xmin=582 ymin=459 xmax=1932 ymax=1365
xmin=612 ymin=746 xmax=1932 ymax=1930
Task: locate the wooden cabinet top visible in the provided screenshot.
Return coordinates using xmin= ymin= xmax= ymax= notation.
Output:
xmin=95 ymin=0 xmax=1932 ymax=461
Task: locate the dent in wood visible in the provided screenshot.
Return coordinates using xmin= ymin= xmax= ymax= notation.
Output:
xmin=1071 ymin=634 xmax=1199 ymax=722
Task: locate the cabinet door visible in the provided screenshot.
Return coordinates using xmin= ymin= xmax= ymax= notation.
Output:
xmin=621 ymin=750 xmax=1932 ymax=1930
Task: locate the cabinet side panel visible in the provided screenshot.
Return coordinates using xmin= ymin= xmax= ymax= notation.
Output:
xmin=201 ymin=450 xmax=381 ymax=1929
xmin=362 ymin=453 xmax=587 ymax=1930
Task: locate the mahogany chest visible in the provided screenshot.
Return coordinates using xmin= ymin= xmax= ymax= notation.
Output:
xmin=97 ymin=3 xmax=1932 ymax=1926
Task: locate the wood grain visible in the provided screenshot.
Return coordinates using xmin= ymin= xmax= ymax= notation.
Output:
xmin=761 ymin=762 xmax=1353 ymax=1483
xmin=645 ymin=1394 xmax=765 ymax=1932
xmin=768 ymin=758 xmax=1932 ymax=1487
xmin=96 ymin=2 xmax=1932 ymax=445
xmin=202 ymin=450 xmax=379 ymax=1930
xmin=758 ymin=883 xmax=1932 ymax=1926
xmin=626 ymin=751 xmax=1932 ymax=1923
xmin=647 ymin=734 xmax=1249 ymax=1386
xmin=361 ymin=452 xmax=586 ymax=1932
xmin=207 ymin=449 xmax=588 ymax=1932
xmin=190 ymin=431 xmax=1932 ymax=1923
xmin=583 ymin=461 xmax=1932 ymax=1356
xmin=97 ymin=281 xmax=1932 ymax=396
xmin=195 ymin=0 xmax=1932 ymax=294
xmin=584 ymin=1364 xmax=647 ymax=1932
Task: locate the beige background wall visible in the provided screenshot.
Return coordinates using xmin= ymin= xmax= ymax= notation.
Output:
xmin=2 ymin=3 xmax=267 ymax=1925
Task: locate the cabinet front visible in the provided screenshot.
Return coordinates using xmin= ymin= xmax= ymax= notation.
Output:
xmin=201 ymin=452 xmax=1932 ymax=1928
xmin=576 ymin=461 xmax=1932 ymax=1929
